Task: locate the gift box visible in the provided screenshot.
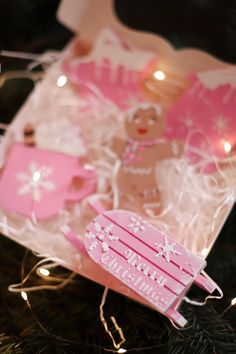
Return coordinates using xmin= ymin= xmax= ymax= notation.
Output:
xmin=0 ymin=0 xmax=236 ymax=328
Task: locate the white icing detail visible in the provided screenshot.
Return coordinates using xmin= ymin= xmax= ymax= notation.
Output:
xmin=177 ymin=110 xmax=197 ymax=130
xmin=128 ymin=216 xmax=148 ymax=233
xmin=143 ymin=188 xmax=158 ymax=198
xmin=101 ymin=250 xmax=169 ymax=307
xmin=154 ymin=237 xmax=180 ymax=262
xmin=88 ymin=241 xmax=98 ymax=251
xmin=108 ymin=235 xmax=119 ymax=241
xmin=104 ymin=224 xmax=113 ymax=234
xmin=101 ymin=241 xmax=109 ymax=252
xmin=93 ymin=222 xmax=104 ymax=240
xmin=16 ymin=162 xmax=55 ymax=202
xmin=94 ymin=222 xmax=102 ymax=232
xmin=197 ymin=68 xmax=236 ymax=90
xmin=156 ymin=276 xmax=167 ymax=288
xmin=100 ymin=253 xmax=110 ymax=264
xmin=85 ymin=231 xmax=96 ymax=239
xmin=70 ymin=29 xmax=155 ymax=84
xmin=90 ymin=221 xmax=119 ymax=252
xmin=143 ymin=202 xmax=161 ymax=210
xmin=127 ymin=102 xmax=162 ymax=121
xmin=123 ymin=166 xmax=153 ymax=175
xmin=211 ymin=116 xmax=230 ymax=134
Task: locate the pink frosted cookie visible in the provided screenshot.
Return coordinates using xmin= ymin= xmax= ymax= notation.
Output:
xmin=83 ymin=209 xmax=218 ymax=327
xmin=0 ymin=143 xmax=96 ymax=220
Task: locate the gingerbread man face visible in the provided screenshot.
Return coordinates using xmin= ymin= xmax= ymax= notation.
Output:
xmin=124 ymin=105 xmax=165 ymax=141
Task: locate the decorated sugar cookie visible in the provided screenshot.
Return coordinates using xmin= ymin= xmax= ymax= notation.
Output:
xmin=63 ymin=208 xmax=220 ymax=328
xmin=0 ymin=143 xmax=97 ymax=220
xmin=112 ymin=103 xmax=183 ymax=214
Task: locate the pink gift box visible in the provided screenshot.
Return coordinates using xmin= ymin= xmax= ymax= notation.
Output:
xmin=0 ymin=0 xmax=235 ymax=326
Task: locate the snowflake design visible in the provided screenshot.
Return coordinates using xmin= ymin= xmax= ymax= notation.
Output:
xmin=123 ymin=95 xmax=141 ymax=107
xmin=108 ymin=235 xmax=119 ymax=241
xmin=104 ymin=224 xmax=113 ymax=234
xmin=94 ymin=222 xmax=105 ymax=240
xmin=16 ymin=162 xmax=55 ymax=202
xmin=212 ymin=116 xmax=230 ymax=134
xmin=85 ymin=231 xmax=96 ymax=240
xmin=101 ymin=242 xmax=109 ymax=252
xmin=154 ymin=237 xmax=180 ymax=263
xmin=86 ymin=222 xmax=118 ymax=253
xmin=178 ymin=110 xmax=196 ymax=129
xmin=88 ymin=241 xmax=98 ymax=252
xmin=128 ymin=216 xmax=148 ymax=234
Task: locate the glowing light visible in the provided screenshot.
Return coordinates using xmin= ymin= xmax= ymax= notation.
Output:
xmin=117 ymin=349 xmax=127 ymax=353
xmin=33 ymin=171 xmax=41 ymax=182
xmin=153 ymin=70 xmax=166 ymax=81
xmin=39 ymin=268 xmax=50 ymax=277
xmin=21 ymin=291 xmax=28 ymax=301
xmin=84 ymin=163 xmax=94 ymax=170
xmin=224 ymin=141 xmax=232 ymax=154
xmin=201 ymin=248 xmax=208 ymax=257
xmin=57 ymin=75 xmax=67 ymax=87
xmin=231 ymin=297 xmax=236 ymax=306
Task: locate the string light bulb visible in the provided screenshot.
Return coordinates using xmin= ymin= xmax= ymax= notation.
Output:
xmin=231 ymin=297 xmax=236 ymax=306
xmin=21 ymin=291 xmax=28 ymax=301
xmin=221 ymin=296 xmax=236 ymax=317
xmin=57 ymin=75 xmax=67 ymax=87
xmin=117 ymin=349 xmax=127 ymax=353
xmin=153 ymin=70 xmax=166 ymax=81
xmin=39 ymin=268 xmax=50 ymax=277
xmin=224 ymin=141 xmax=232 ymax=154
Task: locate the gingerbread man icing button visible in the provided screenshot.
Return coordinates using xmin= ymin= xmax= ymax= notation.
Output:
xmin=111 ymin=103 xmax=183 ymax=215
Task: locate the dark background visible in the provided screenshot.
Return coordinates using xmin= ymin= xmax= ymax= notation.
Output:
xmin=1 ymin=0 xmax=236 ymax=123
xmin=0 ymin=1 xmax=236 ymax=353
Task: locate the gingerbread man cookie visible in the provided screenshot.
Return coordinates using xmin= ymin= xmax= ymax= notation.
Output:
xmin=112 ymin=103 xmax=183 ymax=215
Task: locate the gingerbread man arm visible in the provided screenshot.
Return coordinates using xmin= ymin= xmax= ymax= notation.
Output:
xmin=110 ymin=136 xmax=126 ymax=158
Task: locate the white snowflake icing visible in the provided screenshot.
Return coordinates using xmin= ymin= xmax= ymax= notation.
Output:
xmin=128 ymin=216 xmax=148 ymax=233
xmin=88 ymin=241 xmax=98 ymax=251
xmin=104 ymin=224 xmax=113 ymax=234
xmin=85 ymin=231 xmax=96 ymax=239
xmin=94 ymin=222 xmax=105 ymax=240
xmin=212 ymin=116 xmax=230 ymax=134
xmin=178 ymin=110 xmax=196 ymax=129
xmin=101 ymin=242 xmax=109 ymax=252
xmin=154 ymin=237 xmax=180 ymax=262
xmin=16 ymin=162 xmax=55 ymax=202
xmin=94 ymin=222 xmax=102 ymax=232
xmin=87 ymin=222 xmax=118 ymax=253
xmin=108 ymin=235 xmax=119 ymax=241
